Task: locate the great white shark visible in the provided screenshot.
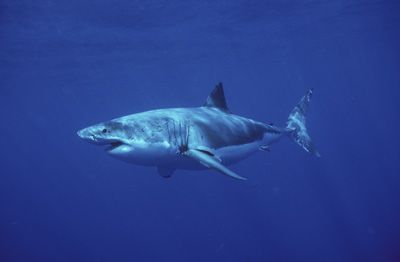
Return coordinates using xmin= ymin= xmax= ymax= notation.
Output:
xmin=77 ymin=83 xmax=319 ymax=180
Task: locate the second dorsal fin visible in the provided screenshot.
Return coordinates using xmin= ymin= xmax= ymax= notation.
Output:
xmin=203 ymin=82 xmax=230 ymax=112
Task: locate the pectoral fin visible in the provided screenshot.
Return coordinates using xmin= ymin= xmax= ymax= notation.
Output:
xmin=185 ymin=149 xmax=247 ymax=181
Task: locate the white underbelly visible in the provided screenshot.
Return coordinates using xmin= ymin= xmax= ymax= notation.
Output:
xmin=110 ymin=139 xmax=266 ymax=170
xmin=159 ymin=142 xmax=261 ymax=170
xmin=215 ymin=141 xmax=261 ymax=165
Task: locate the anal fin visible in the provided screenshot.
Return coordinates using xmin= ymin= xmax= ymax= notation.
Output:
xmin=259 ymin=145 xmax=270 ymax=152
xmin=185 ymin=149 xmax=247 ymax=181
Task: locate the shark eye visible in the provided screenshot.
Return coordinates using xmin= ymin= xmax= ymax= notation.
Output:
xmin=102 ymin=128 xmax=107 ymax=133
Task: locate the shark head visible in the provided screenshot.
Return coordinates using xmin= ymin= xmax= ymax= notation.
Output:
xmin=77 ymin=119 xmax=172 ymax=165
xmin=77 ymin=121 xmax=131 ymax=154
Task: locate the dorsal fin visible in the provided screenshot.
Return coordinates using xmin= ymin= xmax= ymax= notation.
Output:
xmin=203 ymin=82 xmax=230 ymax=112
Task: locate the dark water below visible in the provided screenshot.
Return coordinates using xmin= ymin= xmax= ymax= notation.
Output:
xmin=1 ymin=1 xmax=399 ymax=261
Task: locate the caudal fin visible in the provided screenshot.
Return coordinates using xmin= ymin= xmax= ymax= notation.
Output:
xmin=287 ymin=89 xmax=320 ymax=157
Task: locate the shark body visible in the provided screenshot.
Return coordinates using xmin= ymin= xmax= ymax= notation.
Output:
xmin=77 ymin=83 xmax=319 ymax=180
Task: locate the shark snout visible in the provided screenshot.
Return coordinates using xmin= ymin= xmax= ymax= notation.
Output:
xmin=77 ymin=129 xmax=84 ymax=138
xmin=77 ymin=128 xmax=96 ymax=143
xmin=77 ymin=126 xmax=123 ymax=146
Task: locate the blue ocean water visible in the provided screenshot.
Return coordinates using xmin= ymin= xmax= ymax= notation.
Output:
xmin=1 ymin=0 xmax=400 ymax=261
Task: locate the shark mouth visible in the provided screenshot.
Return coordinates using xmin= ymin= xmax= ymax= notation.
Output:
xmin=105 ymin=141 xmax=124 ymax=151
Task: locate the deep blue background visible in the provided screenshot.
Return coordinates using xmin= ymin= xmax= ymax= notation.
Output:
xmin=1 ymin=0 xmax=400 ymax=261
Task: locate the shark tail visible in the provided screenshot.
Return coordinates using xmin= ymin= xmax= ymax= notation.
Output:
xmin=286 ymin=89 xmax=320 ymax=157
